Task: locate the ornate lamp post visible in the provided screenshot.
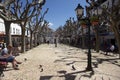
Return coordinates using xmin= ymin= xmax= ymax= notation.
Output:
xmin=75 ymin=4 xmax=84 ymax=21
xmin=75 ymin=3 xmax=93 ymax=71
xmin=75 ymin=4 xmax=85 ymax=49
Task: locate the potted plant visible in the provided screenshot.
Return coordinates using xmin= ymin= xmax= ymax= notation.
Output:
xmin=90 ymin=16 xmax=99 ymax=26
xmin=80 ymin=20 xmax=87 ymax=28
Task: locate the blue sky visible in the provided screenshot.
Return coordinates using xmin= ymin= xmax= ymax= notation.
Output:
xmin=42 ymin=0 xmax=87 ymax=30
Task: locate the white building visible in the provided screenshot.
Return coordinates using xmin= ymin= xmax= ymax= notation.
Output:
xmin=0 ymin=18 xmax=30 ymax=44
xmin=0 ymin=18 xmax=5 ymax=34
xmin=11 ymin=23 xmax=21 ymax=35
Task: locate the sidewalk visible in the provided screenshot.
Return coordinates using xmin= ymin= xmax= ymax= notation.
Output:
xmin=1 ymin=44 xmax=120 ymax=80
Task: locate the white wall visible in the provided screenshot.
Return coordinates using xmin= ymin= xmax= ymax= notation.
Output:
xmin=0 ymin=18 xmax=30 ymax=36
xmin=11 ymin=23 xmax=21 ymax=35
xmin=0 ymin=18 xmax=5 ymax=34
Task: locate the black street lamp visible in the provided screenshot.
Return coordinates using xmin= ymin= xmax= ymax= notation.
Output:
xmin=75 ymin=4 xmax=84 ymax=21
xmin=75 ymin=3 xmax=93 ymax=71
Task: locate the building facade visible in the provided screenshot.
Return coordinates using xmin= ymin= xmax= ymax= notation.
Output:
xmin=0 ymin=18 xmax=30 ymax=45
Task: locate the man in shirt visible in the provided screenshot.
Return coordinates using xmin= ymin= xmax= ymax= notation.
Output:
xmin=0 ymin=44 xmax=21 ymax=70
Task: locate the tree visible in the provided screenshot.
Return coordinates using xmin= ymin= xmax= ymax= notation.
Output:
xmin=6 ymin=0 xmax=46 ymax=53
xmin=55 ymin=26 xmax=63 ymax=43
xmin=86 ymin=0 xmax=120 ymax=58
xmin=0 ymin=0 xmax=46 ymax=52
xmin=102 ymin=0 xmax=120 ymax=58
xmin=28 ymin=8 xmax=48 ymax=49
xmin=0 ymin=0 xmax=19 ymax=46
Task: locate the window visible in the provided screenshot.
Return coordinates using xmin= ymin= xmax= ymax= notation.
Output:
xmin=13 ymin=28 xmax=15 ymax=34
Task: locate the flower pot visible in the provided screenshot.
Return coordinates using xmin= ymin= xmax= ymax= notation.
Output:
xmin=81 ymin=24 xmax=86 ymax=28
xmin=92 ymin=21 xmax=98 ymax=26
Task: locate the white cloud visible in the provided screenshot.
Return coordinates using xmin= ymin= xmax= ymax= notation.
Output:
xmin=48 ymin=22 xmax=53 ymax=27
xmin=48 ymin=22 xmax=56 ymax=30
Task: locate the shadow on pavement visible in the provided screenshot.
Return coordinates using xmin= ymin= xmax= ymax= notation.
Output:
xmin=39 ymin=76 xmax=52 ymax=80
xmin=102 ymin=58 xmax=120 ymax=67
xmin=57 ymin=70 xmax=67 ymax=74
xmin=60 ymin=70 xmax=95 ymax=80
xmin=39 ymin=70 xmax=94 ymax=80
xmin=39 ymin=74 xmax=76 ymax=80
xmin=92 ymin=56 xmax=120 ymax=68
xmin=59 ymin=70 xmax=94 ymax=80
xmin=64 ymin=74 xmax=76 ymax=80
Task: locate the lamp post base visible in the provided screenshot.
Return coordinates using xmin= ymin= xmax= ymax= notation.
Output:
xmin=86 ymin=66 xmax=93 ymax=71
